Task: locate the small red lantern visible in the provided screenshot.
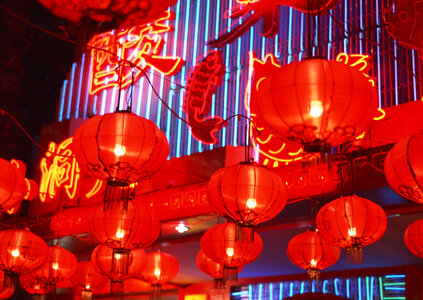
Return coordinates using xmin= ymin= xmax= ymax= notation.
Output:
xmin=200 ymin=222 xmax=262 ymax=281
xmin=196 ymin=250 xmax=243 ymax=289
xmin=90 ymin=200 xmax=160 ymax=251
xmin=286 ymin=230 xmax=341 ymax=280
xmin=208 ymin=163 xmax=287 ymax=241
xmin=19 ymin=274 xmax=54 ymax=296
xmin=91 ymin=244 xmax=146 ymax=295
xmin=255 ymin=58 xmax=378 ymax=153
xmin=316 ymin=195 xmax=387 ymax=264
xmin=0 ymin=229 xmax=48 ymax=274
xmin=138 ymin=251 xmax=179 ymax=299
xmin=384 ymin=132 xmax=423 ymax=203
xmin=50 ymin=206 xmax=97 ymax=238
xmin=404 ymin=218 xmax=423 ymax=258
xmin=70 ymin=261 xmax=108 ymax=298
xmin=72 ymin=112 xmax=169 ymax=209
xmin=0 ymin=158 xmax=26 ymax=212
xmin=31 ymin=245 xmax=78 ymax=286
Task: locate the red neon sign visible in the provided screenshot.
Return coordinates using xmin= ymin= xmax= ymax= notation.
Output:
xmin=88 ymin=10 xmax=185 ymax=96
xmin=39 ymin=138 xmax=103 ymax=203
xmin=183 ymin=50 xmax=227 ymax=145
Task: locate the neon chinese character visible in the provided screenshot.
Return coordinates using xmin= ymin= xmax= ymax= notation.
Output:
xmin=88 ymin=10 xmax=185 ymax=95
xmin=39 ymin=138 xmax=103 ymax=203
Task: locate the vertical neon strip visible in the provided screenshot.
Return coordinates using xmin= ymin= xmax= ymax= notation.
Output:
xmin=358 ymin=277 xmax=362 ymax=300
xmin=379 ymin=277 xmax=385 ymax=300
xmin=109 ymin=87 xmax=117 ymax=112
xmin=145 ymin=69 xmax=154 ymax=119
xmin=299 ymin=14 xmax=305 ymax=61
xmin=279 ymin=283 xmax=283 ymax=300
xmin=300 ymin=282 xmax=304 ymax=294
xmin=394 ymin=41 xmax=399 ymax=105
xmin=311 ymin=280 xmax=315 ymax=293
xmin=261 ymin=36 xmax=266 ymax=59
xmin=166 ymin=90 xmax=174 ymax=145
xmin=334 ymin=278 xmax=340 ymax=296
xmin=74 ymin=53 xmax=85 ymax=118
xmin=274 ymin=34 xmax=280 ymax=58
xmin=370 ymin=276 xmax=375 ymax=299
xmin=346 ymin=279 xmax=350 ymax=298
xmin=58 ymin=80 xmax=68 ymax=122
xmin=289 ymin=283 xmax=293 ymax=297
xmin=269 ymin=283 xmax=273 ymax=300
xmin=366 ymin=276 xmax=370 ymax=300
xmin=375 ymin=0 xmax=382 ymax=107
xmin=343 ymin=0 xmax=348 ymax=52
xmin=411 ymin=50 xmax=417 ymax=100
xmin=359 ymin=0 xmax=364 ymax=54
xmin=156 ymin=20 xmax=169 ymax=126
xmin=258 ymin=284 xmax=263 ymax=300
xmin=221 ymin=0 xmax=232 ymax=148
xmin=66 ymin=63 xmax=77 ymax=120
xmin=327 ymin=9 xmax=333 ymax=59
xmin=233 ymin=32 xmax=242 ymax=146
xmin=287 ymin=8 xmax=293 ymax=63
xmin=100 ymin=90 xmax=107 ymax=115
xmin=248 ymin=284 xmax=253 ymax=300
xmin=83 ymin=55 xmax=91 ymax=118
xmin=136 ymin=77 xmax=145 ymax=116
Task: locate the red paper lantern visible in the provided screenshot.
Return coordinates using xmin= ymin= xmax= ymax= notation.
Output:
xmin=37 ymin=0 xmax=177 ymax=26
xmin=90 ymin=200 xmax=160 ymax=251
xmin=384 ymin=132 xmax=423 ymax=203
xmin=196 ymin=250 xmax=243 ymax=289
xmin=19 ymin=274 xmax=54 ymax=295
xmin=91 ymin=244 xmax=146 ymax=295
xmin=208 ymin=163 xmax=287 ymax=240
xmin=70 ymin=261 xmax=108 ymax=291
xmin=200 ymin=222 xmax=262 ymax=281
xmin=32 ymin=245 xmax=78 ymax=285
xmin=50 ymin=206 xmax=97 ymax=238
xmin=316 ymin=195 xmax=387 ymax=263
xmin=0 ymin=229 xmax=48 ymax=274
xmin=404 ymin=218 xmax=423 ymax=258
xmin=255 ymin=58 xmax=378 ymax=153
xmin=0 ymin=158 xmax=26 ymax=212
xmin=138 ymin=250 xmax=179 ymax=299
xmin=286 ymin=230 xmax=341 ymax=280
xmin=72 ymin=112 xmax=169 ymax=209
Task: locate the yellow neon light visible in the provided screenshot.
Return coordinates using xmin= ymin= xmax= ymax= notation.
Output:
xmin=373 ymin=108 xmax=386 ymax=121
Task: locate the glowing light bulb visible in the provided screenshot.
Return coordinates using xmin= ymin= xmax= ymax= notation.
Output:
xmin=52 ymin=262 xmax=59 ymax=270
xmin=310 ymin=100 xmax=323 ymax=118
xmin=35 ymin=284 xmax=40 ymax=290
xmin=116 ymin=229 xmax=125 ymax=239
xmin=226 ymin=247 xmax=234 ymax=257
xmin=175 ymin=223 xmax=189 ymax=233
xmin=115 ymin=253 xmax=121 ymax=260
xmin=11 ymin=249 xmax=19 ymax=257
xmin=85 ymin=284 xmax=91 ymax=290
xmin=348 ymin=227 xmax=357 ymax=237
xmin=154 ymin=268 xmax=161 ymax=278
xmin=246 ymin=198 xmax=257 ymax=210
xmin=310 ymin=259 xmax=317 ymax=267
xmin=114 ymin=144 xmax=126 ymax=157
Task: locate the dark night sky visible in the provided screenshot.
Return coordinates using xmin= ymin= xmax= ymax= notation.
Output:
xmin=0 ymin=0 xmax=76 ymax=169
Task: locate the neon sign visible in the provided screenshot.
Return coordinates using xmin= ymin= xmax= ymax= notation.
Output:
xmin=184 ymin=50 xmax=226 ymax=145
xmin=336 ymin=53 xmax=376 ymax=87
xmin=39 ymin=138 xmax=103 ymax=203
xmin=88 ymin=10 xmax=185 ymax=96
xmin=245 ymin=52 xmax=304 ymax=167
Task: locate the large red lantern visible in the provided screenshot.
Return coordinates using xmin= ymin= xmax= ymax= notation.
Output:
xmin=19 ymin=274 xmax=54 ymax=296
xmin=255 ymin=58 xmax=378 ymax=153
xmin=384 ymin=132 xmax=423 ymax=204
xmin=0 ymin=158 xmax=26 ymax=212
xmin=91 ymin=244 xmax=146 ymax=295
xmin=208 ymin=163 xmax=287 ymax=240
xmin=31 ymin=245 xmax=78 ymax=286
xmin=316 ymin=195 xmax=387 ymax=263
xmin=196 ymin=250 xmax=243 ymax=289
xmin=36 ymin=0 xmax=177 ymax=26
xmin=72 ymin=112 xmax=169 ymax=209
xmin=0 ymin=229 xmax=48 ymax=274
xmin=70 ymin=261 xmax=108 ymax=299
xmin=404 ymin=218 xmax=423 ymax=259
xmin=286 ymin=230 xmax=341 ymax=280
xmin=138 ymin=251 xmax=179 ymax=299
xmin=90 ymin=200 xmax=160 ymax=251
xmin=0 ymin=281 xmax=14 ymax=300
xmin=200 ymin=222 xmax=262 ymax=281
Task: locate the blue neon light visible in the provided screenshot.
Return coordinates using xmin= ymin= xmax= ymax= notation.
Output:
xmin=74 ymin=53 xmax=85 ymax=118
xmin=58 ymin=80 xmax=68 ymax=122
xmin=66 ymin=63 xmax=77 ymax=120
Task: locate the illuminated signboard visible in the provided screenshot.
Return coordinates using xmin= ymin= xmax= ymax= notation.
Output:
xmin=231 ymin=274 xmax=406 ymax=300
xmin=88 ymin=10 xmax=185 ymax=96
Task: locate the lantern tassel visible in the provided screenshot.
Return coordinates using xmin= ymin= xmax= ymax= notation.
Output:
xmin=151 ymin=283 xmax=162 ymax=300
xmin=104 ymin=181 xmax=135 ymax=212
xmin=111 ymin=280 xmax=124 ymax=299
xmin=112 ymin=249 xmax=130 ymax=278
xmin=235 ymin=225 xmax=254 ymax=242
xmin=213 ymin=278 xmax=226 ymax=289
xmin=81 ymin=290 xmax=93 ymax=300
xmin=346 ymin=246 xmax=363 ymax=264
xmin=223 ymin=267 xmax=238 ymax=282
xmin=306 ymin=268 xmax=321 ymax=286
